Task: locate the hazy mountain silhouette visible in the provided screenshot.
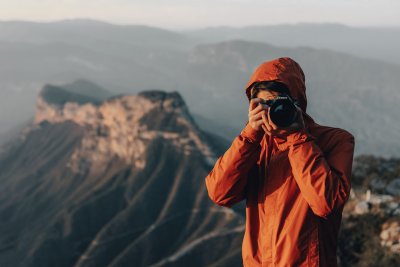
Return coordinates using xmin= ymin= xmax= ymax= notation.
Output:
xmin=1 ymin=20 xmax=399 ymax=157
xmin=183 ymin=22 xmax=400 ymax=65
xmin=61 ymin=79 xmax=115 ymax=100
xmin=182 ymin=40 xmax=400 ymax=157
xmin=0 ymin=19 xmax=194 ymax=50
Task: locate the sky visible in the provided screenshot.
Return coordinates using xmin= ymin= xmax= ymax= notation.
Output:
xmin=0 ymin=0 xmax=399 ymax=30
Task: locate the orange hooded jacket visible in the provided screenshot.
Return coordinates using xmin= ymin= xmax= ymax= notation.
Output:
xmin=205 ymin=57 xmax=355 ymax=267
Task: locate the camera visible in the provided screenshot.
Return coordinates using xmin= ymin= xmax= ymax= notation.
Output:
xmin=261 ymin=95 xmax=300 ymax=127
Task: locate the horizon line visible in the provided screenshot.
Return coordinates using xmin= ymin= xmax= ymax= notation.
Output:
xmin=1 ymin=17 xmax=400 ymax=32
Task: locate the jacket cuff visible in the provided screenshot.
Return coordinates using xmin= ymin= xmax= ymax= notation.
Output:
xmin=274 ymin=128 xmax=315 ymax=151
xmin=240 ymin=121 xmax=265 ymax=143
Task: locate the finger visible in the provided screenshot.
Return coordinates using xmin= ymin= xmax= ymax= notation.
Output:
xmin=249 ymin=103 xmax=264 ymax=115
xmin=261 ymin=112 xmax=272 ymax=132
xmin=249 ymin=115 xmax=264 ymax=125
xmin=249 ymin=116 xmax=262 ymax=123
xmin=249 ymin=98 xmax=262 ymax=112
xmin=248 ymin=120 xmax=264 ymax=133
xmin=262 ymin=109 xmax=273 ymax=131
xmin=266 ymin=107 xmax=278 ymax=130
xmin=253 ymin=120 xmax=264 ymax=128
xmin=261 ymin=111 xmax=269 ymax=128
xmin=251 ymin=108 xmax=268 ymax=120
xmin=250 ymin=104 xmax=269 ymax=118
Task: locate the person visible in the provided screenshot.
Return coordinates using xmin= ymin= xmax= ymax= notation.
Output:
xmin=204 ymin=57 xmax=355 ymax=267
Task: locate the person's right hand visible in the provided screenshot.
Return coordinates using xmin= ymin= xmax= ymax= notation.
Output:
xmin=248 ymin=98 xmax=269 ymax=134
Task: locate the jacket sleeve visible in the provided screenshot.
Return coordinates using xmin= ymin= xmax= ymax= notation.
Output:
xmin=205 ymin=121 xmax=264 ymax=208
xmin=275 ymin=128 xmax=355 ymax=219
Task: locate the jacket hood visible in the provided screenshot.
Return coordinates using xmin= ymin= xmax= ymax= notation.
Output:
xmin=244 ymin=57 xmax=315 ymax=127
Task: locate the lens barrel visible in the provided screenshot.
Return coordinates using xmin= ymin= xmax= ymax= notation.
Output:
xmin=268 ymin=97 xmax=298 ymax=127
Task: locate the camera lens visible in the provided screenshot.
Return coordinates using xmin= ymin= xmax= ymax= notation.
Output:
xmin=269 ymin=98 xmax=298 ymax=127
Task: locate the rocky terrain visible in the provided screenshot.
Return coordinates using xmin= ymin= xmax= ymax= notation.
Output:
xmin=0 ymin=85 xmax=242 ymax=267
xmin=339 ymin=156 xmax=400 ymax=266
xmin=0 ymin=83 xmax=398 ymax=266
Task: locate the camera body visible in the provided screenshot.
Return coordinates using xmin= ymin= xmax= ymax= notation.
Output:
xmin=261 ymin=95 xmax=300 ymax=127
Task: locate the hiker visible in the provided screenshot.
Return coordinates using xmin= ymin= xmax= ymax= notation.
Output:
xmin=205 ymin=57 xmax=355 ymax=266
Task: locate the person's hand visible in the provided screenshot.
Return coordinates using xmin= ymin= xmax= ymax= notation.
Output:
xmin=261 ymin=105 xmax=306 ymax=138
xmin=248 ymin=98 xmax=269 ymax=133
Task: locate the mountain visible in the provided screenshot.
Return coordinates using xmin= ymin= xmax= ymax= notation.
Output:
xmin=1 ymin=20 xmax=400 ymax=157
xmin=0 ymin=79 xmax=114 ymax=149
xmin=182 ymin=22 xmax=400 ymax=65
xmin=0 ymin=19 xmax=191 ymax=135
xmin=61 ymin=79 xmax=115 ymax=101
xmin=181 ymin=40 xmax=400 ymax=157
xmin=0 ymin=83 xmax=399 ymax=266
xmin=0 ymin=19 xmax=194 ymax=51
xmin=0 ymin=85 xmax=245 ymax=267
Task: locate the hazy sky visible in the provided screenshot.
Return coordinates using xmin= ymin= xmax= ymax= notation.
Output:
xmin=0 ymin=0 xmax=399 ymax=30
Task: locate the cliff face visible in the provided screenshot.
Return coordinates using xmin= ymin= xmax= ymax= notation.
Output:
xmin=0 ymin=84 xmax=243 ymax=267
xmin=33 ymin=86 xmax=217 ymax=176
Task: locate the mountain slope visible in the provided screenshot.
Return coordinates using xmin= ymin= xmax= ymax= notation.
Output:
xmin=1 ymin=83 xmax=399 ymax=266
xmin=183 ymin=23 xmax=400 ymax=65
xmin=0 ymin=86 xmax=244 ymax=267
xmin=0 ymin=19 xmax=194 ymax=51
xmin=181 ymin=39 xmax=400 ymax=157
xmin=1 ymin=20 xmax=400 ymax=157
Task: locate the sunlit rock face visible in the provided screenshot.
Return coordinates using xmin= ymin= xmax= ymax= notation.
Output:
xmin=33 ymin=86 xmax=217 ymax=176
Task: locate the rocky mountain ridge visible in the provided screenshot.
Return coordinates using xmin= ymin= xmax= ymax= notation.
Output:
xmin=0 ymin=85 xmax=241 ymax=267
xmin=30 ymin=86 xmax=217 ymax=176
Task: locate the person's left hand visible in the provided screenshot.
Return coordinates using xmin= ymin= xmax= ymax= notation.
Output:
xmin=261 ymin=105 xmax=306 ymax=138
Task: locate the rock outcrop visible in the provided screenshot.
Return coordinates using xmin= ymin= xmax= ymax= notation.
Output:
xmin=0 ymin=83 xmax=241 ymax=267
xmin=33 ymin=85 xmax=217 ymax=176
xmin=340 ymin=156 xmax=400 ymax=265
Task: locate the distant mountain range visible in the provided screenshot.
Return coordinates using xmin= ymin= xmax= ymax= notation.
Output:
xmin=182 ymin=22 xmax=400 ymax=65
xmin=0 ymin=19 xmax=399 ymax=157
